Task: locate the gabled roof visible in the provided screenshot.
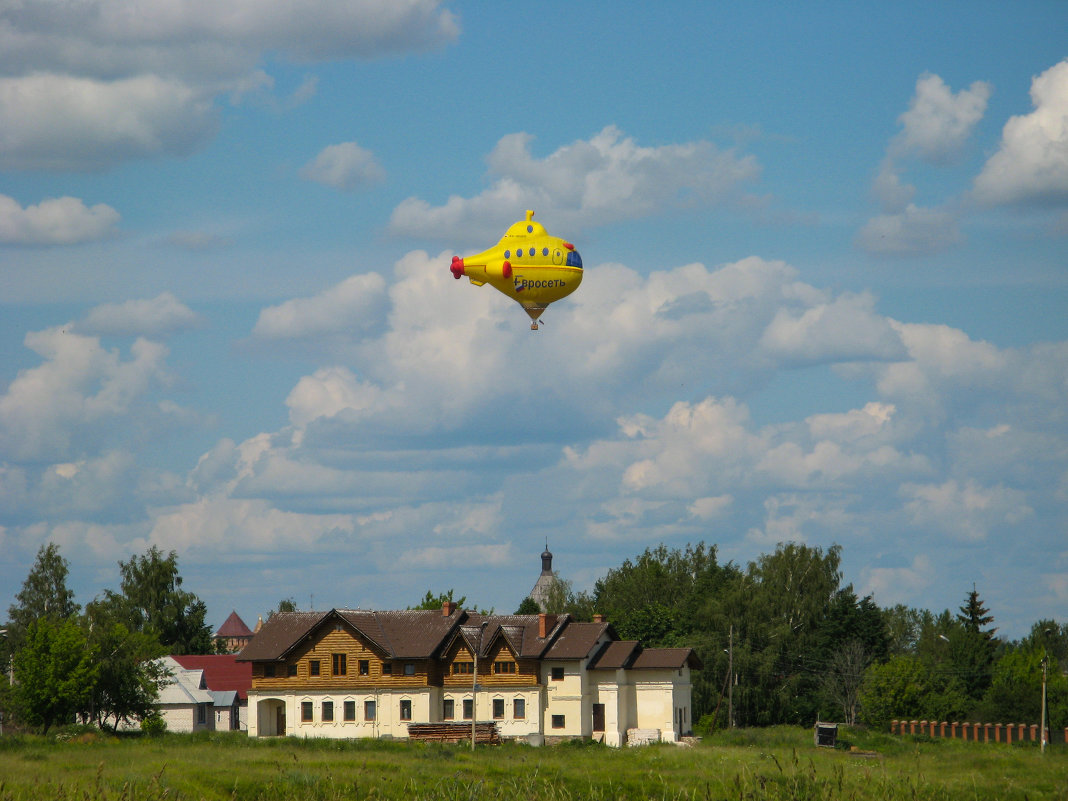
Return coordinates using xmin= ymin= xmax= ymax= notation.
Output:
xmin=215 ymin=610 xmax=253 ymax=638
xmin=451 ymin=613 xmax=571 ymax=659
xmin=171 ymin=654 xmax=252 ymax=701
xmin=543 ymin=621 xmax=611 ymax=660
xmin=157 ymin=657 xmax=213 ymax=706
xmin=236 ymin=608 xmax=464 ymax=662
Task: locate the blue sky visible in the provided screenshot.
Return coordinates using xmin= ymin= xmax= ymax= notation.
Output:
xmin=2 ymin=1 xmax=1066 ymax=639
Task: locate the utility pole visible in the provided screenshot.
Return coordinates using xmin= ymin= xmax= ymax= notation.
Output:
xmin=471 ymin=621 xmax=487 ymax=751
xmin=1040 ymin=653 xmax=1048 ymax=754
xmin=728 ymin=624 xmax=734 ymax=729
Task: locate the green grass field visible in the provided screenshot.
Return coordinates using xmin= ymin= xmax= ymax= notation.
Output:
xmin=0 ymin=726 xmax=1064 ymax=800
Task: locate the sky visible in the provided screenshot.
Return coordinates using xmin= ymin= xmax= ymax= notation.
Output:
xmin=1 ymin=1 xmax=1067 ymax=641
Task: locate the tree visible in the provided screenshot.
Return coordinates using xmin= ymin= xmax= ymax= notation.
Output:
xmin=859 ymin=654 xmax=930 ymax=729
xmin=514 ymin=597 xmax=541 ymax=615
xmin=821 ymin=640 xmax=868 ymax=724
xmin=951 ymin=587 xmax=998 ymax=701
xmin=12 ymin=618 xmax=98 ymax=733
xmin=109 ymin=546 xmax=214 ymax=654
xmin=7 ymin=543 xmax=80 ymax=650
xmin=83 ymin=596 xmax=168 ymax=730
xmin=409 ymin=589 xmax=466 ymax=611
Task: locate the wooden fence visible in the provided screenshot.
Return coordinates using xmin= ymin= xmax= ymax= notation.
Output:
xmin=891 ymin=719 xmax=1064 ymax=745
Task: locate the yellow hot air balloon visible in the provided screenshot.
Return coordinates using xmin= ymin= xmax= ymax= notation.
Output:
xmin=449 ymin=210 xmax=583 ymax=330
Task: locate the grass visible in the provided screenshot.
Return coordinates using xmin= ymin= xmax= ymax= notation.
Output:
xmin=0 ymin=726 xmax=1064 ymax=800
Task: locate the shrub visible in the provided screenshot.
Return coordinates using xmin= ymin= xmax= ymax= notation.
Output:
xmin=140 ymin=713 xmax=166 ymax=738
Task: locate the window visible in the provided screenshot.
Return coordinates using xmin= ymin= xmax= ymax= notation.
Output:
xmin=443 ymin=699 xmax=454 ymax=720
xmin=287 ymin=664 xmax=297 ymax=677
xmin=382 ymin=663 xmax=392 ymax=675
xmin=493 ymin=661 xmax=515 ymax=674
xmin=197 ymin=704 xmax=206 ymax=724
xmin=452 ymin=662 xmax=472 ymax=675
xmin=399 ymin=699 xmax=412 ymax=721
xmin=309 ymin=660 xmax=321 ymax=677
xmin=404 ymin=663 xmax=415 ymax=676
xmin=550 ymin=666 xmax=564 ymax=681
xmin=462 ymin=699 xmax=473 ymax=720
xmin=513 ymin=698 xmax=525 ymax=720
xmin=344 ymin=700 xmax=356 ymax=721
xmin=322 ymin=701 xmax=334 ymax=722
xmin=263 ymin=664 xmax=275 ymax=678
xmin=492 ymin=699 xmax=504 ymax=719
xmin=301 ymin=702 xmax=313 ymax=722
xmin=359 ymin=660 xmax=369 ymax=676
xmin=333 ymin=653 xmax=347 ymax=676
xmin=364 ymin=700 xmax=376 ymax=721
xmin=551 ymin=714 xmax=565 ymax=729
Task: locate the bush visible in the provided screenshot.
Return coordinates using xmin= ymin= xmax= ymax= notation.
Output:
xmin=140 ymin=713 xmax=166 ymax=737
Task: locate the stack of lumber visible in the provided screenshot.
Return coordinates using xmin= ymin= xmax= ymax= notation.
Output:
xmin=407 ymin=723 xmax=500 ymax=745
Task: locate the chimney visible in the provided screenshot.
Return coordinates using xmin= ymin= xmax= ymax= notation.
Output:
xmin=538 ymin=613 xmax=558 ymax=638
xmin=593 ymin=614 xmax=606 ymax=624
xmin=442 ymin=600 xmax=457 ymax=617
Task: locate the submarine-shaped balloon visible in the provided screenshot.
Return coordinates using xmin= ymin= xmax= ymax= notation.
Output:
xmin=449 ymin=210 xmax=583 ymax=330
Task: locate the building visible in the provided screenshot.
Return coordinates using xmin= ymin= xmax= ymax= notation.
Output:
xmin=170 ymin=654 xmax=253 ymax=731
xmin=154 ymin=656 xmax=220 ymax=733
xmin=214 ymin=610 xmax=255 ymax=653
xmin=237 ymin=603 xmax=699 ymax=746
xmin=528 ymin=543 xmax=556 ymax=612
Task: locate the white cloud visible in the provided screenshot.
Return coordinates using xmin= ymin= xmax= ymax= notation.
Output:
xmin=78 ymin=293 xmax=202 ymax=338
xmin=893 ymin=73 xmax=991 ymax=165
xmin=0 ymin=328 xmax=172 ymax=461
xmin=901 ymin=479 xmax=1033 ymax=542
xmin=0 ymin=74 xmax=217 ymax=171
xmin=252 ymin=273 xmax=389 ymax=340
xmin=0 ymin=0 xmax=459 ymax=171
xmin=973 ymin=59 xmax=1068 ymax=206
xmin=760 ymin=292 xmax=906 ymax=363
xmin=300 ymin=142 xmax=385 ymax=190
xmin=389 ymin=126 xmax=761 ymax=240
xmin=0 ymin=194 xmax=120 ymax=244
xmin=855 ymin=203 xmax=961 ymax=255
xmin=862 ymin=554 xmax=936 ymax=607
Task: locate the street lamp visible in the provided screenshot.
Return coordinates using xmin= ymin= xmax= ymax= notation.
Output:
xmin=471 ymin=620 xmax=488 ymax=751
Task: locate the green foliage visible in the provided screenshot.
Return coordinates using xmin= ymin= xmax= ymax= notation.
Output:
xmin=860 ymin=655 xmax=930 ymax=729
xmin=108 ymin=545 xmax=214 ymax=654
xmin=514 ymin=596 xmax=541 ymax=615
xmin=12 ymin=617 xmax=99 ymax=733
xmin=140 ymin=712 xmax=167 ymax=737
xmin=6 ymin=543 xmax=80 ymax=651
xmin=410 ymin=589 xmax=467 ymax=611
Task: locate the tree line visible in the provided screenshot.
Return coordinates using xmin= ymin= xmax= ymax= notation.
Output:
xmin=525 ymin=541 xmax=1067 ymax=732
xmin=2 ymin=539 xmax=1064 ymax=735
xmin=1 ymin=543 xmax=215 ymax=733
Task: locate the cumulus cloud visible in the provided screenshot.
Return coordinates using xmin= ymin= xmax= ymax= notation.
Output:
xmin=857 ymin=71 xmax=987 ymax=256
xmin=0 ymin=74 xmax=217 ymax=171
xmin=300 ymin=142 xmax=385 ymax=190
xmin=78 ymin=293 xmax=202 ymax=338
xmin=252 ymin=273 xmax=389 ymax=340
xmin=389 ymin=126 xmax=761 ymax=241
xmin=0 ymin=194 xmax=120 ymax=244
xmin=973 ymin=59 xmax=1068 ymax=206
xmin=893 ymin=73 xmax=991 ymax=165
xmin=0 ymin=0 xmax=459 ymax=170
xmin=0 ymin=328 xmax=173 ymax=461
xmin=854 ymin=203 xmax=961 ymax=255
xmin=901 ymin=479 xmax=1033 ymax=541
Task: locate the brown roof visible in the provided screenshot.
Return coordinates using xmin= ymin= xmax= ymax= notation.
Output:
xmin=457 ymin=613 xmax=571 ymax=659
xmin=630 ymin=647 xmax=702 ymax=670
xmin=236 ymin=608 xmax=464 ymax=662
xmin=587 ymin=640 xmax=640 ymax=670
xmin=215 ymin=610 xmax=253 ymax=638
xmin=543 ymin=621 xmax=611 ymax=660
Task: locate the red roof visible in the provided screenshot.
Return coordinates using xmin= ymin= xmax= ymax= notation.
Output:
xmin=171 ymin=654 xmax=252 ymax=700
xmin=215 ymin=610 xmax=253 ymax=638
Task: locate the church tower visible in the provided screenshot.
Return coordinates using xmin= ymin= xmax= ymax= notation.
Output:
xmin=528 ymin=542 xmax=556 ymax=612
